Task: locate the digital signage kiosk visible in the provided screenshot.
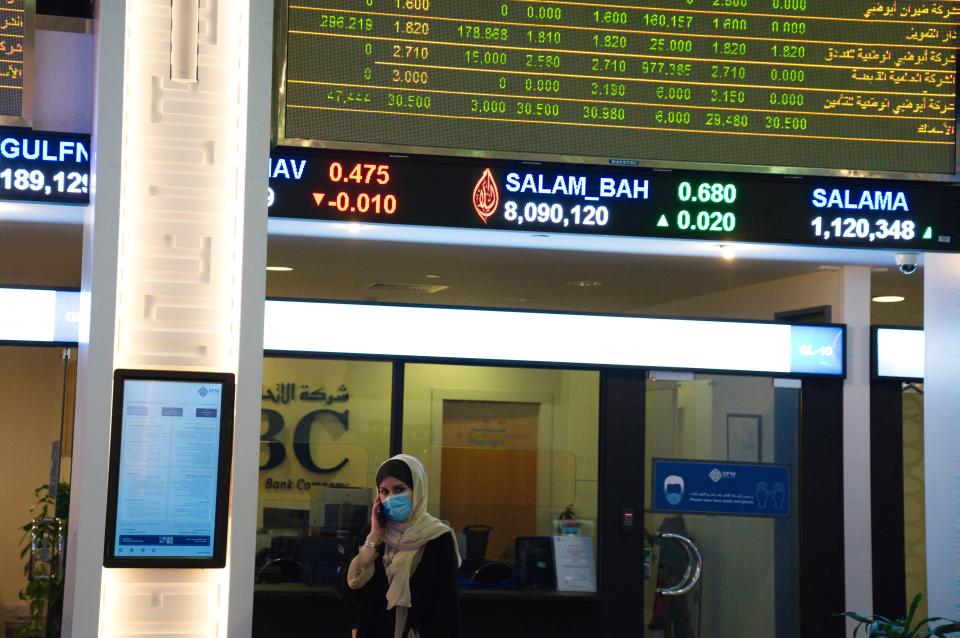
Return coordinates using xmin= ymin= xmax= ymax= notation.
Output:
xmin=103 ymin=369 xmax=235 ymax=568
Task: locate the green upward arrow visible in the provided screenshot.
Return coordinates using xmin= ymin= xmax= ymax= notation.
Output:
xmin=657 ymin=214 xmax=669 ymax=228
xmin=923 ymin=227 xmax=933 ymax=240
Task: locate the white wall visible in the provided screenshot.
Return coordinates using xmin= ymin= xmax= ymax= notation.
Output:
xmin=638 ymin=270 xmax=844 ymax=320
xmin=33 ymin=28 xmax=94 ymax=134
xmin=923 ymin=252 xmax=960 ymax=621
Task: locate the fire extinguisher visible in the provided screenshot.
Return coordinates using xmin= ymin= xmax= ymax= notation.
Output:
xmin=558 ymin=504 xmax=581 ymax=535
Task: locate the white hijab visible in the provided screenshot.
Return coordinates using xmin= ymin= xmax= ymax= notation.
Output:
xmin=379 ymin=454 xmax=461 ymax=625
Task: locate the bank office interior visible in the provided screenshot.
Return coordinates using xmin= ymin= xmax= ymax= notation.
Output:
xmin=0 ymin=5 xmax=937 ymax=638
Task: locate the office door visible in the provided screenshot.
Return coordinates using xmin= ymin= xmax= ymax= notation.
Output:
xmin=440 ymin=399 xmax=539 ymax=562
xmin=644 ymin=375 xmax=800 ymax=638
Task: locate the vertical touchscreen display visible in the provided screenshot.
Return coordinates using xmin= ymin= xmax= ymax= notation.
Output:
xmin=105 ymin=373 xmax=233 ymax=566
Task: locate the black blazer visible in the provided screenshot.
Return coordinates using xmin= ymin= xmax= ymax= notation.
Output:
xmin=336 ymin=532 xmax=461 ymax=638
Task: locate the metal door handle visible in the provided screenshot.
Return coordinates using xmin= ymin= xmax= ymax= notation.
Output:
xmin=28 ymin=517 xmax=65 ymax=583
xmin=654 ymin=531 xmax=702 ymax=596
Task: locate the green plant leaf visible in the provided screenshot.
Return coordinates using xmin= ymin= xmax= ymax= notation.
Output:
xmin=17 ymin=481 xmax=70 ymax=638
xmin=929 ymin=622 xmax=960 ymax=636
xmin=906 ymin=594 xmax=922 ymax=631
xmin=843 ymin=611 xmax=877 ymax=624
xmin=915 ymin=616 xmax=951 ymax=633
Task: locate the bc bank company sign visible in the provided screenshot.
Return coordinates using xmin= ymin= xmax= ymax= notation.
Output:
xmin=260 ymin=381 xmax=353 ymax=491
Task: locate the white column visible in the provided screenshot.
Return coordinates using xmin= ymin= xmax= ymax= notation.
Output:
xmin=61 ymin=1 xmax=269 ymax=636
xmin=923 ymin=252 xmax=960 ymax=621
xmin=842 ymin=266 xmax=873 ymax=635
xmin=60 ymin=2 xmax=125 ymax=635
xmin=227 ymin=1 xmax=273 ymax=634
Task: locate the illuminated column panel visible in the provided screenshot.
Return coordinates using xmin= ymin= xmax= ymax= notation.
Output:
xmin=100 ymin=576 xmax=221 ymax=636
xmin=115 ymin=0 xmax=243 ymax=371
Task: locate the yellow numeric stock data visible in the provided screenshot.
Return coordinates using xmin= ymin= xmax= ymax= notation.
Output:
xmin=0 ymin=0 xmax=26 ymax=119
xmin=281 ymin=0 xmax=960 ymax=174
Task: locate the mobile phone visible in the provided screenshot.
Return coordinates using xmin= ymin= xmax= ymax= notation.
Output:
xmin=375 ymin=501 xmax=387 ymax=525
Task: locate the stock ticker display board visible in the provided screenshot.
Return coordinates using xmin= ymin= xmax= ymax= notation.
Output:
xmin=0 ymin=0 xmax=25 ymax=120
xmin=279 ymin=0 xmax=960 ymax=175
xmin=267 ymin=149 xmax=960 ymax=250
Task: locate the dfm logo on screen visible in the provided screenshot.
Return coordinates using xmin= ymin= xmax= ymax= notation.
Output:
xmin=260 ymin=408 xmax=349 ymax=474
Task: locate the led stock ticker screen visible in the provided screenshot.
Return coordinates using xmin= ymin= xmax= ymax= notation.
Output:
xmin=268 ymin=150 xmax=957 ymax=250
xmin=0 ymin=127 xmax=91 ymax=204
xmin=280 ymin=0 xmax=960 ymax=175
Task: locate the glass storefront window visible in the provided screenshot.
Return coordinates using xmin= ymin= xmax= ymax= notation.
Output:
xmin=401 ymin=363 xmax=600 ymax=590
xmin=0 ymin=346 xmax=75 ymax=633
xmin=256 ymin=357 xmax=392 ymax=586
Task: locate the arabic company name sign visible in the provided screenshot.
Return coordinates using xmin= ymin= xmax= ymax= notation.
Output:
xmin=652 ymin=459 xmax=791 ymax=518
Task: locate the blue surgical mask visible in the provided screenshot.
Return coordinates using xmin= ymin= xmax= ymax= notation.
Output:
xmin=381 ymin=493 xmax=413 ymax=522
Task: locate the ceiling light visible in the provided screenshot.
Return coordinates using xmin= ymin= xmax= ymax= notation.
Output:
xmin=266 ymin=266 xmax=294 ymax=272
xmin=565 ymin=280 xmax=602 ymax=288
xmin=333 ymin=222 xmax=365 ymax=235
xmin=872 ymin=295 xmax=905 ymax=303
xmin=719 ymin=245 xmax=736 ymax=261
xmin=424 ymin=273 xmax=441 ymax=279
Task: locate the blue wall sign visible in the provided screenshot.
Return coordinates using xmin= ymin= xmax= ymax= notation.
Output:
xmin=653 ymin=459 xmax=791 ymax=518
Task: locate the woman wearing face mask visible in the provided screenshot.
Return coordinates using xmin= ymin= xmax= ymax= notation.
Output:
xmin=337 ymin=454 xmax=462 ymax=638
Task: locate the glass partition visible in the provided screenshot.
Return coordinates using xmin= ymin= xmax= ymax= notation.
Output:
xmin=644 ymin=374 xmax=801 ymax=638
xmin=256 ymin=357 xmax=392 ymax=586
xmin=401 ymin=363 xmax=600 ymax=590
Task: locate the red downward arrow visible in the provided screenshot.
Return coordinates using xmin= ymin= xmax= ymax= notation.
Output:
xmin=312 ymin=193 xmax=325 ymax=206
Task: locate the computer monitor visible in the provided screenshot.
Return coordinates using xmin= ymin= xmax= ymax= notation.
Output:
xmin=309 ymin=486 xmax=371 ymax=536
xmin=262 ymin=507 xmax=309 ymax=531
xmin=515 ymin=536 xmax=556 ymax=590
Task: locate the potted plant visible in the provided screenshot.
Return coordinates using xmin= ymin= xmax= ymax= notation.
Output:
xmin=842 ymin=594 xmax=960 ymax=637
xmin=17 ymin=483 xmax=69 ymax=638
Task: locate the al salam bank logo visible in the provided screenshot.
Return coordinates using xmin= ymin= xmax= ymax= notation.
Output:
xmin=663 ymin=475 xmax=685 ymax=505
xmin=709 ymin=468 xmax=723 ymax=482
xmin=198 ymin=387 xmax=208 ymax=397
xmin=472 ymin=168 xmax=499 ymax=223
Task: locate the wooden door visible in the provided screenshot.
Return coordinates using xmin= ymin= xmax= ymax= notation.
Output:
xmin=440 ymin=400 xmax=538 ymax=562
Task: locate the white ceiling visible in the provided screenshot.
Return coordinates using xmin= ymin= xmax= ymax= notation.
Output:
xmin=0 ymin=217 xmax=924 ymax=326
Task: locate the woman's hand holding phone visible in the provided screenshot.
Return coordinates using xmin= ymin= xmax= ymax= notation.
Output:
xmin=357 ymin=499 xmax=385 ymax=566
xmin=364 ymin=498 xmax=385 ymax=549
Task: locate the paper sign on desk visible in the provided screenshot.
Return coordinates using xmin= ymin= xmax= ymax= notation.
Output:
xmin=552 ymin=535 xmax=597 ymax=592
